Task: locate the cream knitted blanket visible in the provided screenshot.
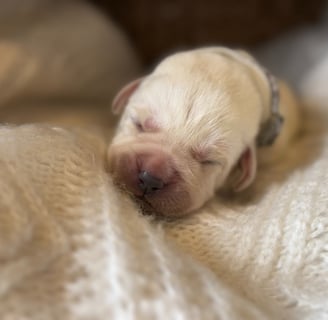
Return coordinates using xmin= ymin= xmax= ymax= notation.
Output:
xmin=0 ymin=1 xmax=327 ymax=319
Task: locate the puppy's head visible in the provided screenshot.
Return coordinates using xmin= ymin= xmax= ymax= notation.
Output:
xmin=107 ymin=48 xmax=275 ymax=216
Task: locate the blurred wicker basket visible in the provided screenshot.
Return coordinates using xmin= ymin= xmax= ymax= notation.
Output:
xmin=90 ymin=0 xmax=325 ymax=65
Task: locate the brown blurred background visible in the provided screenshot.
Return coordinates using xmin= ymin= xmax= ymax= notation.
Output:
xmin=90 ymin=0 xmax=325 ymax=66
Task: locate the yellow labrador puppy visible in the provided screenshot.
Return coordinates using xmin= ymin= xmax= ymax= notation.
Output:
xmin=107 ymin=47 xmax=300 ymax=216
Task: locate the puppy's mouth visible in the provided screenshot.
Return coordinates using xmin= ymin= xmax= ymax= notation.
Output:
xmin=115 ymin=178 xmax=191 ymax=217
xmin=111 ymin=178 xmax=162 ymax=216
xmin=133 ymin=195 xmax=162 ymax=216
xmin=134 ymin=195 xmax=190 ymax=220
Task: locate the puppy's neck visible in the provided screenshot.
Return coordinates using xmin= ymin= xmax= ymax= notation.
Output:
xmin=256 ymin=70 xmax=284 ymax=147
xmin=211 ymin=48 xmax=283 ymax=146
xmin=231 ymin=53 xmax=284 ymax=147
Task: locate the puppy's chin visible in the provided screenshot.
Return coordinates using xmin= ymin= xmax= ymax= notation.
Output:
xmin=140 ymin=185 xmax=194 ymax=217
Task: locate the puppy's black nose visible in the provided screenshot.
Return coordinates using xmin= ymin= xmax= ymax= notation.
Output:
xmin=138 ymin=171 xmax=164 ymax=195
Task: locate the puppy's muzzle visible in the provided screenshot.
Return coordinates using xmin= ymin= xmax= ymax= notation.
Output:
xmin=108 ymin=142 xmax=193 ymax=215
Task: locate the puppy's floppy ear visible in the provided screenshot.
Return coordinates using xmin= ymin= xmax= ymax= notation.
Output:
xmin=112 ymin=78 xmax=143 ymax=114
xmin=232 ymin=143 xmax=257 ymax=192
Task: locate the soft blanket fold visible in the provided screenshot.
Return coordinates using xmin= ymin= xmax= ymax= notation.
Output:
xmin=0 ymin=124 xmax=271 ymax=320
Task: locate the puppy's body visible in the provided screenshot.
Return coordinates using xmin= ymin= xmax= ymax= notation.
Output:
xmin=108 ymin=47 xmax=301 ymax=216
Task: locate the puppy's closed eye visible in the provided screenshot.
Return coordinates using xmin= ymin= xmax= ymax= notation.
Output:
xmin=131 ymin=116 xmax=159 ymax=133
xmin=191 ymin=148 xmax=222 ymax=167
xmin=131 ymin=117 xmax=144 ymax=132
xmin=200 ymin=159 xmax=221 ymax=166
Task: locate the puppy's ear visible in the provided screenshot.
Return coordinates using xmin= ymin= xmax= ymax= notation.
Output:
xmin=112 ymin=78 xmax=143 ymax=114
xmin=232 ymin=143 xmax=257 ymax=192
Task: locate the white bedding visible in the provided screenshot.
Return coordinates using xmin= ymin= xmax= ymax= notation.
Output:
xmin=0 ymin=1 xmax=327 ymax=319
